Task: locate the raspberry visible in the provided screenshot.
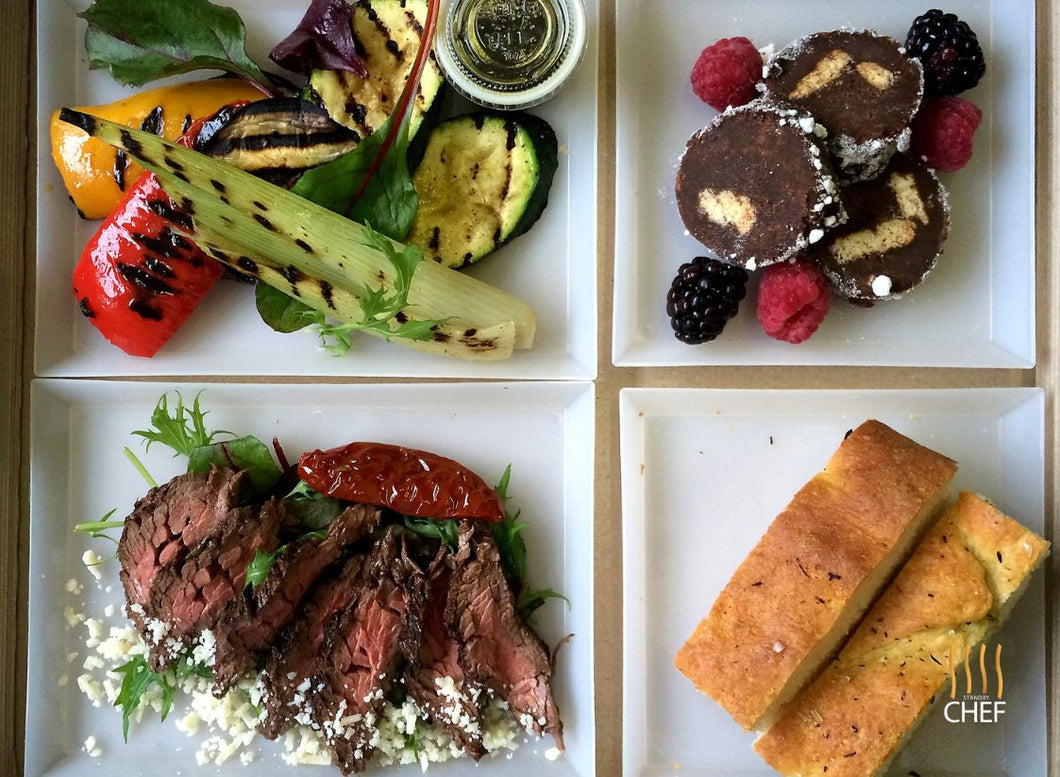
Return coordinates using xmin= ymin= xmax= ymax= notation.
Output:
xmin=905 ymin=9 xmax=986 ymax=96
xmin=910 ymin=96 xmax=982 ymax=171
xmin=666 ymin=256 xmax=748 ymax=344
xmin=690 ymin=37 xmax=763 ymax=111
xmin=756 ymin=260 xmax=830 ymax=344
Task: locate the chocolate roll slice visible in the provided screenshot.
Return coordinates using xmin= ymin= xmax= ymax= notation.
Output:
xmin=808 ymin=154 xmax=949 ymax=302
xmin=675 ymin=99 xmax=845 ymax=270
xmin=763 ymin=30 xmax=924 ymax=181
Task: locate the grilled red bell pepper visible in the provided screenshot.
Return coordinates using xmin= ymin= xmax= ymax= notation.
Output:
xmin=297 ymin=442 xmax=504 ymax=522
xmin=71 ymin=110 xmax=245 ymax=358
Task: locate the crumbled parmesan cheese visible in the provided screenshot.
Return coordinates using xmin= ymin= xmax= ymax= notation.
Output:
xmin=773 ymin=640 xmax=786 ymax=653
xmin=70 ymin=562 xmax=543 ymax=771
xmin=545 ymin=745 xmax=562 ymax=761
xmin=81 ymin=550 xmax=105 ymax=580
xmin=83 ymin=735 xmax=102 ymax=758
xmin=65 ymin=578 xmax=84 ymax=595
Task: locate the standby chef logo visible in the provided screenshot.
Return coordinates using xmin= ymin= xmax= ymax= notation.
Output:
xmin=944 ymin=643 xmax=1007 ymax=724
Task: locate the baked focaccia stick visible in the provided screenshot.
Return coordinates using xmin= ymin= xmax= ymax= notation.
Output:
xmin=674 ymin=420 xmax=957 ymax=731
xmin=755 ymin=492 xmax=1049 ymax=776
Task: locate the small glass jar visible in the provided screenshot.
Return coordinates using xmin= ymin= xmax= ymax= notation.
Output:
xmin=436 ymin=0 xmax=587 ymax=110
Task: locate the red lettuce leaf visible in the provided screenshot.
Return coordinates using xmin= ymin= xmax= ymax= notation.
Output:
xmin=269 ymin=0 xmax=367 ymax=78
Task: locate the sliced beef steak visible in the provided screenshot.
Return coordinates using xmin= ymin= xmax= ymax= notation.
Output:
xmin=118 ymin=468 xmax=280 ymax=669
xmin=404 ymin=546 xmax=486 ymax=760
xmin=310 ymin=529 xmax=427 ymax=775
xmin=258 ymin=550 xmax=368 ymax=740
xmin=119 ymin=468 xmax=251 ymax=625
xmin=447 ymin=524 xmax=565 ymax=750
xmin=210 ymin=503 xmax=381 ymax=691
xmin=142 ymin=498 xmax=284 ymax=667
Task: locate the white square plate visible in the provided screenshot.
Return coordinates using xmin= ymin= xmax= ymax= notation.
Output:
xmin=613 ymin=0 xmax=1034 ymax=367
xmin=35 ymin=0 xmax=598 ymax=379
xmin=27 ymin=380 xmax=595 ymax=777
xmin=620 ymin=388 xmax=1046 ymax=776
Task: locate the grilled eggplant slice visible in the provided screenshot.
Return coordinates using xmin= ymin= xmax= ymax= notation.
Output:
xmin=194 ymin=98 xmax=360 ymax=187
xmin=405 ymin=113 xmax=559 ymax=268
xmin=308 ymin=0 xmax=445 ymax=153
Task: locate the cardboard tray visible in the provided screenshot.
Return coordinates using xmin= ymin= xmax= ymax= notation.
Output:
xmin=1 ymin=1 xmax=1055 ymax=775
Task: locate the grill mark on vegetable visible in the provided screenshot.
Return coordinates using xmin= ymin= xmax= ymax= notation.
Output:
xmin=59 ymin=108 xmax=96 ymax=135
xmin=140 ymin=106 xmax=164 ymax=136
xmin=114 ymin=150 xmax=129 ymax=191
xmin=79 ymin=297 xmax=95 ymax=318
xmin=254 ymin=213 xmax=277 ymax=231
xmin=463 ymin=328 xmax=477 ymax=337
xmin=343 ymin=100 xmax=371 ymax=135
xmin=210 ymin=179 xmax=226 ymax=193
xmin=428 ymin=227 xmax=440 ymax=251
xmin=405 ymin=9 xmax=424 ymax=36
xmin=146 ymin=199 xmax=193 ymax=231
xmin=143 ymin=256 xmax=175 ymax=278
xmin=320 ymin=280 xmax=336 ymax=309
xmin=252 ymin=201 xmax=267 ymax=211
xmin=117 ymin=262 xmax=178 ymax=295
xmin=205 ymin=129 xmax=358 ymax=156
xmin=367 ymin=9 xmax=402 ymax=61
xmin=283 ymin=265 xmax=305 ymax=286
xmin=236 ymin=256 xmax=258 ymax=274
xmin=119 ymin=129 xmax=144 ymax=158
xmin=295 ymin=239 xmax=315 ymax=254
xmin=128 ymin=297 xmax=163 ymax=320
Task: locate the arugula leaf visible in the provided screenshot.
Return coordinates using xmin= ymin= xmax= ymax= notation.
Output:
xmin=491 ymin=465 xmax=527 ymax=584
xmin=244 ymin=546 xmax=284 ymax=589
xmin=244 ymin=528 xmax=328 ymax=589
xmin=284 ymin=481 xmax=347 ymax=531
xmin=403 ymin=515 xmax=460 ymax=550
xmin=188 ymin=435 xmax=282 ymax=496
xmin=114 ymin=654 xmax=210 ymax=741
xmin=79 ymin=0 xmax=272 ymax=91
xmin=132 ymin=392 xmax=230 ymax=459
xmin=516 ymin=587 xmax=572 ymax=619
xmin=255 ymin=225 xmax=448 ymax=350
xmin=75 ymin=509 xmax=123 ymax=545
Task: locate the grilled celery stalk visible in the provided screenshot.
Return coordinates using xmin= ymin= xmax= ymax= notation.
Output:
xmin=189 ymin=221 xmax=517 ymax=359
xmin=59 ymin=109 xmax=535 ymax=359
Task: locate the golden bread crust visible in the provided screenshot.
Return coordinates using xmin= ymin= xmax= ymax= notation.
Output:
xmin=755 ymin=493 xmax=1049 ymax=777
xmin=675 ymin=420 xmax=957 ymax=730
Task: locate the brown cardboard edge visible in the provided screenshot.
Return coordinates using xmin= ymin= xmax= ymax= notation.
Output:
xmin=2 ymin=1 xmax=1056 ymax=776
xmin=3 ymin=0 xmax=32 ymax=773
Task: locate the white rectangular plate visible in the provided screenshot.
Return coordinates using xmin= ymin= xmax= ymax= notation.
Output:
xmin=35 ymin=0 xmax=598 ymax=379
xmin=620 ymin=388 xmax=1046 ymax=776
xmin=613 ymin=0 xmax=1034 ymax=367
xmin=27 ymin=380 xmax=595 ymax=777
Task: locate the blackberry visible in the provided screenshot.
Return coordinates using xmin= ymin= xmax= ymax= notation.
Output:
xmin=905 ymin=9 xmax=986 ymax=96
xmin=665 ymin=256 xmax=748 ymax=344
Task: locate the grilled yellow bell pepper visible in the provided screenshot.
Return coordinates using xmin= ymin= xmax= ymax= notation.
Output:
xmin=50 ymin=79 xmax=263 ymax=219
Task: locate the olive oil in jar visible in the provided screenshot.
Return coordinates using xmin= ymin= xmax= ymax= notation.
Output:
xmin=438 ymin=0 xmax=586 ymax=109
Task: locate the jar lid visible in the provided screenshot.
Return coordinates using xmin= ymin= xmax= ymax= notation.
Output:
xmin=436 ymin=0 xmax=587 ymax=110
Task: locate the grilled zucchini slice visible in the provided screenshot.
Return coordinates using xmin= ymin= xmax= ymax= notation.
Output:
xmin=405 ymin=112 xmax=559 ymax=268
xmin=308 ymin=0 xmax=445 ymax=149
